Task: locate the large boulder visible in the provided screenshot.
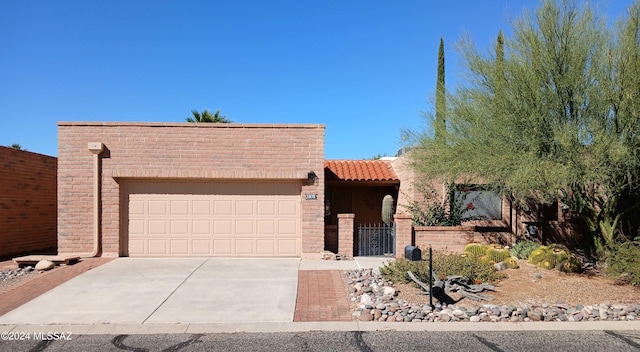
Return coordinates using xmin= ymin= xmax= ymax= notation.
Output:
xmin=35 ymin=260 xmax=55 ymax=271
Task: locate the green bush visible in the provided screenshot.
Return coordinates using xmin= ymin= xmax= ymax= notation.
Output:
xmin=510 ymin=240 xmax=540 ymax=259
xmin=380 ymin=253 xmax=506 ymax=286
xmin=379 ymin=257 xmax=428 ymax=283
xmin=605 ymin=241 xmax=640 ymax=286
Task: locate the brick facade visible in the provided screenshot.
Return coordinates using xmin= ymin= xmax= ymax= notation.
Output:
xmin=0 ymin=147 xmax=57 ymax=259
xmin=337 ymin=213 xmax=354 ymax=257
xmin=413 ymin=226 xmax=477 ymax=253
xmin=393 ymin=214 xmax=413 ymax=258
xmin=57 ymin=122 xmax=325 ymax=257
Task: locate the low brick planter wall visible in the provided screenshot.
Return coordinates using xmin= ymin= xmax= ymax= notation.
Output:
xmin=414 ymin=226 xmax=482 ymax=253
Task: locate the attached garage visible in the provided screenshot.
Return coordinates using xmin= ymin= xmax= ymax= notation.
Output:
xmin=57 ymin=122 xmax=324 ymax=258
xmin=125 ymin=180 xmax=302 ymax=257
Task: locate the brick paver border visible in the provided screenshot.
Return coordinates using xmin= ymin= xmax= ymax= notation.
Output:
xmin=0 ymin=258 xmax=113 ymax=317
xmin=294 ymin=270 xmax=352 ymax=322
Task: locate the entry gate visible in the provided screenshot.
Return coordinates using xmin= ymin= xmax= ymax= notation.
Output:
xmin=357 ymin=223 xmax=395 ymax=256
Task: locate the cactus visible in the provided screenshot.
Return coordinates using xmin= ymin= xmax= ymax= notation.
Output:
xmin=559 ymin=256 xmax=582 ymax=273
xmin=504 ymin=256 xmax=520 ymax=269
xmin=486 ymin=246 xmax=511 ymax=263
xmin=479 ymin=255 xmax=495 ymax=265
xmin=464 ymin=243 xmax=488 ymax=257
xmin=525 ymin=243 xmax=581 ymax=272
xmin=382 ymin=195 xmax=394 ymax=226
xmin=538 ymin=259 xmax=555 ymax=270
xmin=544 ymin=247 xmax=569 ymax=269
xmin=528 ymin=245 xmax=550 ymax=265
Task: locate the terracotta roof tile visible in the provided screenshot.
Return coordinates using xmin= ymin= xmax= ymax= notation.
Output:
xmin=324 ymin=160 xmax=399 ymax=182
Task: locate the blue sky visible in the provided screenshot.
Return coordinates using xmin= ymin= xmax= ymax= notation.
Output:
xmin=0 ymin=0 xmax=630 ymax=159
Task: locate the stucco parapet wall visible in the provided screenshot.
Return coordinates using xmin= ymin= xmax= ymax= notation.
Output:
xmin=111 ymin=170 xmax=310 ymax=179
xmin=57 ymin=122 xmax=325 ymax=129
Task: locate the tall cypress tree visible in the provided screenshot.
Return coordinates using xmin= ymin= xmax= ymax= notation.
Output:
xmin=435 ymin=37 xmax=446 ymax=144
xmin=494 ymin=31 xmax=507 ymax=119
xmin=496 ymin=30 xmax=505 ymax=88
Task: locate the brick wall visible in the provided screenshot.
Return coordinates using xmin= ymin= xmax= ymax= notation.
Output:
xmin=394 ymin=214 xmax=413 ymax=258
xmin=414 ymin=226 xmax=478 ymax=253
xmin=337 ymin=213 xmax=354 ymax=257
xmin=57 ymin=122 xmax=325 ymax=257
xmin=414 ymin=226 xmax=515 ymax=253
xmin=0 ymin=147 xmax=57 ymax=259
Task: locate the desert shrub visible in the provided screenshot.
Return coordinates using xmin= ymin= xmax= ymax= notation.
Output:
xmin=380 ymin=253 xmax=505 ymax=285
xmin=406 ymin=183 xmax=481 ymax=226
xmin=379 ymin=258 xmax=431 ymax=283
xmin=510 ymin=240 xmax=540 ymax=259
xmin=605 ymin=241 xmax=640 ymax=286
xmin=431 ymin=252 xmax=506 ymax=283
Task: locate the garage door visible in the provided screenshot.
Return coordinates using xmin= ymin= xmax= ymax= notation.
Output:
xmin=126 ymin=181 xmax=301 ymax=257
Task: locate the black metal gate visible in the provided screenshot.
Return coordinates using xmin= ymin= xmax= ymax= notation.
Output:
xmin=356 ymin=223 xmax=395 ymax=256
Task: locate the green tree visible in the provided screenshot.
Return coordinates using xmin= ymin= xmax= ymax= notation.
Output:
xmin=406 ymin=0 xmax=640 ymax=249
xmin=186 ymin=109 xmax=231 ymax=123
xmin=10 ymin=143 xmax=24 ymax=150
xmin=435 ymin=37 xmax=446 ymax=144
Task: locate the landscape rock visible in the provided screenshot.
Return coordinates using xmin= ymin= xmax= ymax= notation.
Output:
xmin=383 ymin=286 xmax=396 ymax=296
xmin=344 ymin=268 xmax=640 ymax=324
xmin=494 ymin=262 xmax=508 ymax=271
xmin=360 ymin=293 xmax=372 ymax=306
xmin=527 ymin=310 xmax=544 ymax=321
xmin=358 ymin=310 xmax=373 ymax=321
xmin=35 ymin=260 xmax=55 ymax=271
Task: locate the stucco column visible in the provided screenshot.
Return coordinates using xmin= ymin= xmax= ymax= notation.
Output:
xmin=394 ymin=214 xmax=413 ymax=259
xmin=337 ymin=213 xmax=355 ymax=258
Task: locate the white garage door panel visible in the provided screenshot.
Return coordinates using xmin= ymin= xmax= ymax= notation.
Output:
xmin=127 ymin=181 xmax=301 ymax=257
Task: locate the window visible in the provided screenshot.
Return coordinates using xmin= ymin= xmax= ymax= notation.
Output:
xmin=540 ymin=200 xmax=558 ymax=221
xmin=454 ymin=185 xmax=502 ymax=220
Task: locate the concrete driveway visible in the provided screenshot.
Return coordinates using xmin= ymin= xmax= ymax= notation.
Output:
xmin=0 ymin=257 xmax=299 ymax=325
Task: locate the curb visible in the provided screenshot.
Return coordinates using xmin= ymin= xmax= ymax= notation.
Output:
xmin=2 ymin=321 xmax=640 ymax=335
